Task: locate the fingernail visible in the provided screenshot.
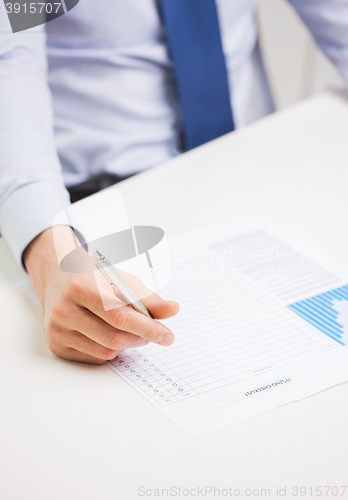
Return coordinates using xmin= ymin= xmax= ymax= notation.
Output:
xmin=157 ymin=334 xmax=174 ymax=346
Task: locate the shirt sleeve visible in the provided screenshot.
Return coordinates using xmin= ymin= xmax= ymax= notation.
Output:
xmin=288 ymin=0 xmax=348 ymax=84
xmin=0 ymin=9 xmax=72 ymax=269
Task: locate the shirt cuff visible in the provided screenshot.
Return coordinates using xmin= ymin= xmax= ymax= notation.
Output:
xmin=0 ymin=175 xmax=72 ymax=270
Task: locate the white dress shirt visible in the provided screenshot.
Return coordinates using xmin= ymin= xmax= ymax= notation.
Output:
xmin=0 ymin=0 xmax=348 ymax=267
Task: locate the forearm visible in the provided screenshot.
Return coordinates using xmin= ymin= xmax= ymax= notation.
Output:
xmin=0 ymin=9 xmax=71 ymax=268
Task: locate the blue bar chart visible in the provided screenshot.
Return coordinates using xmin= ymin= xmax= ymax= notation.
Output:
xmin=288 ymin=285 xmax=348 ymax=346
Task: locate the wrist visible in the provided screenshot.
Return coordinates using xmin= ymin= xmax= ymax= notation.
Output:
xmin=24 ymin=226 xmax=74 ymax=304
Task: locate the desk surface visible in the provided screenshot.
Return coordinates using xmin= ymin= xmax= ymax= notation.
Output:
xmin=1 ymin=90 xmax=348 ymax=500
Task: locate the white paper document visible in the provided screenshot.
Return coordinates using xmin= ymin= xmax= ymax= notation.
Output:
xmin=107 ymin=217 xmax=348 ymax=436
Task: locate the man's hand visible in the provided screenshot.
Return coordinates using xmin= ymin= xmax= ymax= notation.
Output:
xmin=24 ymin=226 xmax=179 ymax=364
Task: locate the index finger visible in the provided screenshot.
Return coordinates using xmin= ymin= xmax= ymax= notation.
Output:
xmin=80 ymin=265 xmax=177 ymax=346
xmin=115 ymin=269 xmax=180 ymax=320
xmin=105 ymin=305 xmax=175 ymax=346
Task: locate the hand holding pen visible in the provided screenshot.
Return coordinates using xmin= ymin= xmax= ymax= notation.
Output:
xmin=24 ymin=226 xmax=179 ymax=364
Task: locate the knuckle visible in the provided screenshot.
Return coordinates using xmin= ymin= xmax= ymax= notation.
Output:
xmin=67 ymin=277 xmax=85 ymax=297
xmin=112 ymin=307 xmax=129 ymax=331
xmin=142 ymin=324 xmax=157 ymax=341
xmin=49 ymin=302 xmax=74 ymax=329
xmin=99 ymin=346 xmax=118 ymax=360
xmin=108 ymin=331 xmax=123 ymax=351
xmin=50 ymin=301 xmax=68 ymax=321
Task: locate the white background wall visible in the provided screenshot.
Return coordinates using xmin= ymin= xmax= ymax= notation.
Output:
xmin=258 ymin=0 xmax=346 ymax=110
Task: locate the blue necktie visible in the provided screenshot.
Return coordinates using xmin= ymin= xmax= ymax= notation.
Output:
xmin=159 ymin=0 xmax=235 ymax=151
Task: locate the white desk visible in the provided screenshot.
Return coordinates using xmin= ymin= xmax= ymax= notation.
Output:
xmin=1 ymin=90 xmax=348 ymax=500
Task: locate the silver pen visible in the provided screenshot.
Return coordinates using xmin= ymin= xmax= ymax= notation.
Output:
xmin=92 ymin=249 xmax=152 ymax=318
